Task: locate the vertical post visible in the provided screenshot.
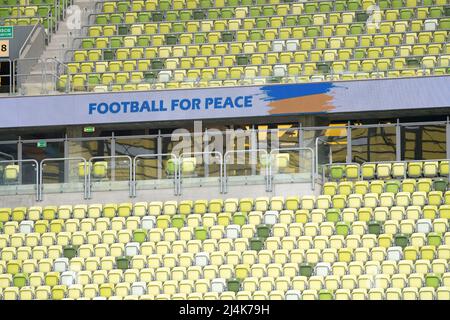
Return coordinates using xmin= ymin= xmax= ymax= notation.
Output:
xmin=64 ymin=134 xmax=69 ymax=183
xmin=157 ymin=131 xmax=163 ymax=181
xmin=110 ymin=133 xmax=116 ymax=182
xmin=9 ymin=59 xmax=12 ymax=95
xmin=446 ymin=117 xmax=450 ymax=160
xmin=18 ymin=137 xmax=23 ymax=185
xmin=250 ymin=127 xmax=257 ymax=176
xmin=298 ymin=123 xmax=303 ymax=148
xmin=204 ymin=129 xmax=209 ymax=177
xmin=447 ymin=117 xmax=450 ymax=182
xmin=298 ymin=124 xmax=303 ymax=173
xmin=346 ymin=121 xmax=352 ymax=163
xmin=396 ymin=118 xmax=401 ymax=161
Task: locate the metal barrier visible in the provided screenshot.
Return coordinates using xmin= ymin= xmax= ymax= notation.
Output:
xmin=180 ymin=151 xmax=224 ymax=194
xmin=19 ymin=24 xmax=46 ymax=57
xmin=315 ymin=137 xmax=333 ymax=177
xmin=0 ymin=159 xmax=39 ymax=201
xmin=133 ymin=153 xmax=179 ymax=196
xmin=87 ymin=155 xmax=133 ymax=198
xmin=43 ymin=57 xmax=71 ymax=93
xmin=4 ymin=153 xmax=450 ymax=200
xmin=39 ymin=157 xmax=88 ymax=201
xmin=13 ymin=57 xmax=44 ymax=95
xmin=268 ymin=147 xmax=315 ymax=191
xmin=224 ymin=149 xmax=269 ymax=193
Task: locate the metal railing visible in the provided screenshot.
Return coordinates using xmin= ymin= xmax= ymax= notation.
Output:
xmin=224 ymin=149 xmax=269 ymax=193
xmin=39 ymin=157 xmax=88 ymax=201
xmin=0 ymin=159 xmax=39 ymax=201
xmin=12 ymin=57 xmax=44 ymax=94
xmin=19 ymin=23 xmax=46 ymax=58
xmin=1 ymin=151 xmax=450 ymax=200
xmin=87 ymin=155 xmax=133 ymax=198
xmin=180 ymin=151 xmax=224 ymax=194
xmin=43 ymin=57 xmax=71 ymax=93
xmin=132 ymin=153 xmax=179 ymax=196
xmin=268 ymin=147 xmax=315 ymax=191
xmin=315 ymin=136 xmax=332 ymax=178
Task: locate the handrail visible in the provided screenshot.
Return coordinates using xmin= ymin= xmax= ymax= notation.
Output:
xmin=19 ymin=23 xmax=45 ymax=58
xmin=180 ymin=151 xmax=224 ymax=193
xmin=133 ymin=153 xmax=179 ymax=196
xmin=223 ymin=149 xmax=269 ymax=193
xmin=13 ymin=57 xmax=44 ymax=94
xmin=39 ymin=157 xmax=87 ymax=201
xmin=1 ymin=151 xmax=450 ymax=200
xmin=315 ymin=137 xmax=331 ymax=178
xmin=0 ymin=159 xmax=39 ymax=201
xmin=0 ymin=151 xmax=14 ymax=161
xmin=88 ymin=155 xmax=133 ymax=198
xmin=269 ymin=147 xmax=315 ymax=191
xmin=44 ymin=57 xmax=71 ymax=93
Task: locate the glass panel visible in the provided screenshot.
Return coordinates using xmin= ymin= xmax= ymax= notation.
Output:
xmin=67 ymin=139 xmax=112 ymax=159
xmin=115 ymin=137 xmax=159 ymax=181
xmin=352 ymin=126 xmax=397 ymax=163
xmin=0 ymin=61 xmax=11 ymax=94
xmin=41 ymin=159 xmax=86 ymax=195
xmin=277 ymin=126 xmax=299 ymax=149
xmin=256 ymin=125 xmax=299 ymax=152
xmin=421 ymin=125 xmax=446 ymax=160
xmin=22 ymin=141 xmax=65 ymax=161
xmin=179 ymin=152 xmax=222 ymax=190
xmin=225 ymin=129 xmax=259 ymax=178
xmin=324 ymin=125 xmax=347 ymax=163
xmin=115 ymin=137 xmax=158 ymax=157
xmin=134 ymin=154 xmax=177 ymax=193
xmin=271 ymin=148 xmax=314 ymax=184
xmin=224 ymin=149 xmax=267 ymax=187
xmin=402 ymin=125 xmax=446 ymax=160
xmin=0 ymin=143 xmax=17 ymax=161
xmin=0 ymin=160 xmax=38 ymax=196
xmin=161 ymin=132 xmax=203 ymax=155
xmin=303 ymin=127 xmax=347 ymax=164
xmin=303 ymin=129 xmax=330 ymax=174
xmin=89 ymin=156 xmax=132 ymax=193
xmin=21 ymin=141 xmax=64 ymax=186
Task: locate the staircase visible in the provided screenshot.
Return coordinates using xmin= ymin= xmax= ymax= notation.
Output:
xmin=18 ymin=0 xmax=97 ymax=95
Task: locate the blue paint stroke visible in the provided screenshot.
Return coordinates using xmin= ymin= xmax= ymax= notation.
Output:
xmin=259 ymin=82 xmax=338 ymax=101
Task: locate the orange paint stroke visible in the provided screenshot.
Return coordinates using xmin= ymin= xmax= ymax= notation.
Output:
xmin=267 ymin=94 xmax=335 ymax=114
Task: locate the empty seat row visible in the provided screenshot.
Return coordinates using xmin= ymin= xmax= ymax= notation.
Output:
xmin=328 ymin=160 xmax=450 ymax=180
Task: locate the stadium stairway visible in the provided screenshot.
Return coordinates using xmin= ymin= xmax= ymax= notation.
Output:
xmin=18 ymin=0 xmax=95 ymax=95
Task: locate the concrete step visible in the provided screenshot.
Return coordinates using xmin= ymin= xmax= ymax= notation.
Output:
xmin=19 ymin=0 xmax=98 ymax=93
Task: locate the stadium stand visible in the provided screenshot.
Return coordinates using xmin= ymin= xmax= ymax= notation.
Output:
xmin=55 ymin=0 xmax=450 ymax=92
xmin=0 ymin=0 xmax=450 ymax=303
xmin=0 ymin=0 xmax=72 ymax=34
xmin=0 ymin=158 xmax=449 ymax=300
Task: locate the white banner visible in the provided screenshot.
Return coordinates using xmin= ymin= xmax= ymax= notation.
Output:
xmin=0 ymin=76 xmax=449 ymax=128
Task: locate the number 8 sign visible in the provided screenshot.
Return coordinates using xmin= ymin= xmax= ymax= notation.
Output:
xmin=0 ymin=40 xmax=9 ymax=57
